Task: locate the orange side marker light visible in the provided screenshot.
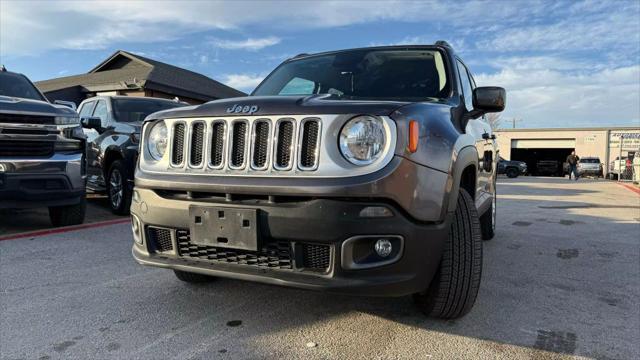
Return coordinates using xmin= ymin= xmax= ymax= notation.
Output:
xmin=408 ymin=120 xmax=419 ymax=153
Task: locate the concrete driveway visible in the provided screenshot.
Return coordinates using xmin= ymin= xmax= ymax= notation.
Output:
xmin=1 ymin=177 xmax=638 ymax=359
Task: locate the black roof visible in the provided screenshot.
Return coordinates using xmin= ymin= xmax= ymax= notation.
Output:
xmin=35 ymin=50 xmax=245 ymax=101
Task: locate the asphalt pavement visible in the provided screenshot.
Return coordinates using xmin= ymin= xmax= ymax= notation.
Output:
xmin=1 ymin=177 xmax=639 ymax=359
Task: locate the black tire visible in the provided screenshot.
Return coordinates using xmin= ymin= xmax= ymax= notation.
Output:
xmin=49 ymin=197 xmax=86 ymax=227
xmin=107 ymin=160 xmax=132 ymax=215
xmin=174 ymin=270 xmax=216 ymax=283
xmin=414 ymin=189 xmax=482 ymax=319
xmin=506 ymin=168 xmax=519 ymax=178
xmin=480 ymin=178 xmax=496 ymax=241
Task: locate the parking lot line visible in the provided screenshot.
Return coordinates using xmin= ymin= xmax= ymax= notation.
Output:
xmin=0 ymin=218 xmax=131 ymax=241
xmin=616 ymin=182 xmax=640 ymax=195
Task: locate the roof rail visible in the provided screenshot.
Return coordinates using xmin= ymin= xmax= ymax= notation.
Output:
xmin=434 ymin=40 xmax=452 ymax=49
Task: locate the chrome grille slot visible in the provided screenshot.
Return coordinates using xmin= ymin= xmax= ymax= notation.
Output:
xmin=298 ymin=119 xmax=320 ymax=170
xmin=209 ymin=121 xmax=225 ymax=168
xmin=251 ymin=120 xmax=270 ymax=170
xmin=274 ymin=119 xmax=295 ymax=170
xmin=189 ymin=122 xmax=205 ymax=166
xmin=229 ymin=121 xmax=248 ymax=169
xmin=171 ymin=123 xmax=185 ymax=165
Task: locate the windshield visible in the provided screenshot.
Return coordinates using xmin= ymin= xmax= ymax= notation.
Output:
xmin=580 ymin=158 xmax=600 ymax=163
xmin=253 ymin=49 xmax=449 ymax=101
xmin=0 ymin=72 xmax=46 ymax=101
xmin=112 ymin=98 xmax=185 ymax=122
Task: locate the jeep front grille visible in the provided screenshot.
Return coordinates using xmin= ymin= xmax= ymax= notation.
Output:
xmin=274 ymin=120 xmax=294 ymax=170
xmin=167 ymin=116 xmax=321 ymax=173
xmin=299 ymin=119 xmax=320 ymax=170
xmin=189 ymin=122 xmax=205 ymax=166
xmin=171 ymin=123 xmax=185 ymax=165
xmin=230 ymin=121 xmax=248 ymax=168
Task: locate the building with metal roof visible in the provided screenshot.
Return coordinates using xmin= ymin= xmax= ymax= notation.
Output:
xmin=35 ymin=50 xmax=246 ymax=105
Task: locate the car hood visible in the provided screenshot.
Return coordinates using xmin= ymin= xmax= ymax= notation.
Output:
xmin=0 ymin=95 xmax=77 ymax=117
xmin=145 ymin=95 xmax=412 ymax=121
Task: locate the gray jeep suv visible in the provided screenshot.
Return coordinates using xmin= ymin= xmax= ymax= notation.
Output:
xmin=0 ymin=68 xmax=86 ymax=226
xmin=130 ymin=42 xmax=506 ymax=318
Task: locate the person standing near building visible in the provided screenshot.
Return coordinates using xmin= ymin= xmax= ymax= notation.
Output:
xmin=566 ymin=151 xmax=580 ymax=180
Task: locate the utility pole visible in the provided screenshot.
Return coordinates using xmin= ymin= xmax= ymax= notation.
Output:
xmin=511 ymin=117 xmax=522 ymax=128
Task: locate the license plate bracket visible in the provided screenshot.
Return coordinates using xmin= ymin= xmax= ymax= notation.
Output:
xmin=188 ymin=206 xmax=258 ymax=251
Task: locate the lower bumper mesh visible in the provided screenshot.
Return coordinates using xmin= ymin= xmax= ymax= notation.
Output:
xmin=158 ymin=229 xmax=332 ymax=273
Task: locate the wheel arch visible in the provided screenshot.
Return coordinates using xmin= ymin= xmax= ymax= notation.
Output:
xmin=447 ymin=146 xmax=479 ymax=214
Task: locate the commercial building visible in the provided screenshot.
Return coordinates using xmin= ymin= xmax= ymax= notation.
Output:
xmin=495 ymin=127 xmax=640 ymax=176
xmin=35 ymin=50 xmax=245 ymax=105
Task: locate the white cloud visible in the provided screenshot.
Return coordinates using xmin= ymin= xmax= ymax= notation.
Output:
xmin=0 ymin=0 xmax=548 ymax=56
xmin=476 ymin=65 xmax=640 ymax=128
xmin=221 ymin=74 xmax=266 ymax=93
xmin=210 ymin=37 xmax=281 ymax=51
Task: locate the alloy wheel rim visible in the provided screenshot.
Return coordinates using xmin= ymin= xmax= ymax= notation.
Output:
xmin=109 ymin=169 xmax=123 ymax=209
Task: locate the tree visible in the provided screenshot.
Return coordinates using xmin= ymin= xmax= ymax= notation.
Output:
xmin=486 ymin=113 xmax=502 ymax=130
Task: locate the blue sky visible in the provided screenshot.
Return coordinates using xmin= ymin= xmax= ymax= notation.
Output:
xmin=1 ymin=0 xmax=639 ymax=129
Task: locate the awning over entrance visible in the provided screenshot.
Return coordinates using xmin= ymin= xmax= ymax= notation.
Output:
xmin=511 ymin=139 xmax=576 ymax=149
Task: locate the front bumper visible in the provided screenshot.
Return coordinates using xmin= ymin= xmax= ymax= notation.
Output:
xmin=0 ymin=152 xmax=85 ymax=208
xmin=131 ymin=187 xmax=450 ymax=297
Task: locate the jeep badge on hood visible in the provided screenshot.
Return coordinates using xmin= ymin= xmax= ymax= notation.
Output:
xmin=226 ymin=104 xmax=259 ymax=114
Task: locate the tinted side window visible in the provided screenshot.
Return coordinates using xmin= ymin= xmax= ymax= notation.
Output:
xmin=92 ymin=100 xmax=108 ymax=122
xmin=456 ymin=60 xmax=474 ymax=111
xmin=78 ymin=101 xmax=96 ymax=118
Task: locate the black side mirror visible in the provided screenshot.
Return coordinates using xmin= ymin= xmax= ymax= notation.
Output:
xmin=81 ymin=116 xmax=102 ymax=130
xmin=473 ymin=87 xmax=506 ymax=113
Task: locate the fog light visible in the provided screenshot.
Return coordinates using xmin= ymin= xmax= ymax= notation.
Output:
xmin=359 ymin=206 xmax=393 ymax=218
xmin=131 ymin=214 xmax=143 ymax=245
xmin=374 ymin=239 xmax=393 ymax=257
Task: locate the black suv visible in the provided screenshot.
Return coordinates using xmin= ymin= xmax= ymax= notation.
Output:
xmin=0 ymin=68 xmax=86 ymax=226
xmin=78 ymin=96 xmax=186 ymax=214
xmin=131 ymin=42 xmax=506 ymax=319
xmin=497 ymin=156 xmax=527 ymax=178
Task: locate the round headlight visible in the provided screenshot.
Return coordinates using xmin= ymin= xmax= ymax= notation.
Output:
xmin=147 ymin=121 xmax=167 ymax=160
xmin=339 ymin=116 xmax=386 ymax=165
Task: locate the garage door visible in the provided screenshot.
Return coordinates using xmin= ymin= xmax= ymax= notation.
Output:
xmin=511 ymin=139 xmax=576 ymax=149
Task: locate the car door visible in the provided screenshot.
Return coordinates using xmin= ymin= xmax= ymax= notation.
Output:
xmin=86 ymin=99 xmax=111 ymax=187
xmin=456 ymin=59 xmax=495 ymax=206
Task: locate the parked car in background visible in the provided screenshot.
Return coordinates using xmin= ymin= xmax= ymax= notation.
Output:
xmin=79 ymin=96 xmax=187 ymax=214
xmin=536 ymin=160 xmax=560 ymax=176
xmin=131 ymin=42 xmax=507 ymax=319
xmin=497 ymin=156 xmax=527 ymax=178
xmin=577 ymin=157 xmax=603 ymax=177
xmin=0 ymin=67 xmax=86 ymax=226
xmin=608 ymin=156 xmax=631 ymax=180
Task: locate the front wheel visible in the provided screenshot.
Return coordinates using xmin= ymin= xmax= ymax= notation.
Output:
xmin=107 ymin=160 xmax=132 ymax=215
xmin=506 ymin=168 xmax=519 ymax=178
xmin=49 ymin=197 xmax=86 ymax=227
xmin=414 ymin=189 xmax=482 ymax=319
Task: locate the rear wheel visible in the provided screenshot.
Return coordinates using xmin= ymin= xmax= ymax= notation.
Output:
xmin=506 ymin=167 xmax=519 ymax=178
xmin=49 ymin=197 xmax=86 ymax=227
xmin=414 ymin=189 xmax=482 ymax=319
xmin=174 ymin=270 xmax=216 ymax=283
xmin=107 ymin=160 xmax=132 ymax=215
